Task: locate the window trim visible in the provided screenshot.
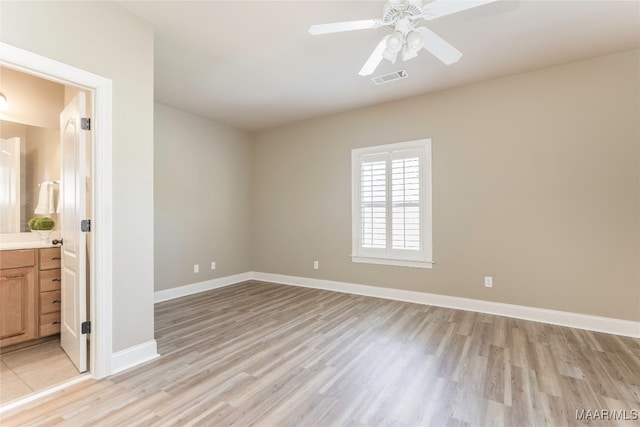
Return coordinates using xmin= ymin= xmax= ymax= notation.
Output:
xmin=351 ymin=139 xmax=433 ymax=269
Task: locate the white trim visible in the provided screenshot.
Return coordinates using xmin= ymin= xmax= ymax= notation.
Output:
xmin=89 ymin=70 xmax=113 ymax=379
xmin=0 ymin=374 xmax=91 ymax=414
xmin=0 ymin=43 xmax=113 ymax=378
xmin=251 ymin=272 xmax=640 ymax=338
xmin=154 ymin=272 xmax=253 ymax=303
xmin=111 ymin=340 xmax=159 ymax=375
xmin=351 ymin=256 xmax=433 ymax=269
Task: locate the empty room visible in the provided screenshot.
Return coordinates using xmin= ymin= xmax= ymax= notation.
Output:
xmin=0 ymin=0 xmax=638 ymax=426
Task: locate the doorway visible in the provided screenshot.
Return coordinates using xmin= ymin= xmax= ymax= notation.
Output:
xmin=0 ymin=67 xmax=90 ymax=405
xmin=0 ymin=42 xmax=114 ymax=410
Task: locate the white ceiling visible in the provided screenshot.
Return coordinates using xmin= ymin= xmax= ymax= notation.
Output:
xmin=118 ymin=1 xmax=640 ymax=131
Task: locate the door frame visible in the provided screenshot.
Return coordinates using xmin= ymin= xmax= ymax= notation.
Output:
xmin=1 ymin=42 xmax=113 ymax=378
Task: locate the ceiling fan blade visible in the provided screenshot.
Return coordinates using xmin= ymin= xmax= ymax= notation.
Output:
xmin=359 ymin=36 xmax=389 ymax=76
xmin=308 ymin=19 xmax=382 ymax=35
xmin=423 ymin=0 xmax=498 ymax=20
xmin=417 ymin=27 xmax=462 ymax=65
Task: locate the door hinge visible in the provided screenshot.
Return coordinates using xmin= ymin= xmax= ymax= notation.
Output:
xmin=81 ymin=321 xmax=91 ymax=334
xmin=81 ymin=118 xmax=91 ymax=131
xmin=81 ymin=219 xmax=91 ymax=232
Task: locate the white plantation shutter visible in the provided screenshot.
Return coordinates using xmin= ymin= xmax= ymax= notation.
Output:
xmin=352 ymin=139 xmax=432 ymax=268
xmin=360 ymin=156 xmax=386 ymax=249
xmin=392 ymin=153 xmax=420 ymax=251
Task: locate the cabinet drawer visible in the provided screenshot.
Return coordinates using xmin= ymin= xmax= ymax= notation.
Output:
xmin=1 ymin=250 xmax=36 ymax=269
xmin=40 ymin=290 xmax=61 ymax=315
xmin=40 ymin=312 xmax=61 ymax=337
xmin=40 ymin=269 xmax=62 ymax=292
xmin=40 ymin=248 xmax=62 ymax=271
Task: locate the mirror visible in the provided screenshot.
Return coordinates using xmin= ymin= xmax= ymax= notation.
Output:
xmin=0 ymin=119 xmax=60 ymax=233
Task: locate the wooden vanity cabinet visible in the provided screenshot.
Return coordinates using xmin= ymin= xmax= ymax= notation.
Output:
xmin=38 ymin=247 xmax=62 ymax=337
xmin=0 ymin=250 xmax=37 ymax=348
xmin=0 ymin=247 xmax=62 ymax=349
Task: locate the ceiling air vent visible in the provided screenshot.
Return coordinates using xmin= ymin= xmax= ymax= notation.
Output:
xmin=371 ymin=70 xmax=408 ymax=85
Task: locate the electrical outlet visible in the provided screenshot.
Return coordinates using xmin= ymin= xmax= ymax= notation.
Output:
xmin=484 ymin=276 xmax=493 ymax=288
xmin=211 ymin=261 xmax=216 ymax=270
xmin=313 ymin=260 xmax=319 ymax=270
xmin=193 ymin=264 xmax=199 ymax=273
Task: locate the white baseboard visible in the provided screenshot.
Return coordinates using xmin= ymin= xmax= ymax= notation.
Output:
xmin=154 ymin=272 xmax=253 ymax=303
xmin=111 ymin=339 xmax=159 ymax=375
xmin=151 ymin=271 xmax=639 ymax=338
xmin=251 ymin=272 xmax=640 ymax=338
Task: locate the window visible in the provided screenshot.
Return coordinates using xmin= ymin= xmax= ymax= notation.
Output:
xmin=351 ymin=139 xmax=432 ymax=268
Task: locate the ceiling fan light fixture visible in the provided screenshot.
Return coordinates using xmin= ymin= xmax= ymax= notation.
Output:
xmin=382 ymin=48 xmax=399 ymax=63
xmin=402 ymin=44 xmax=419 ymax=62
xmin=405 ymin=31 xmax=423 ymax=50
xmin=386 ymin=31 xmax=404 ymax=53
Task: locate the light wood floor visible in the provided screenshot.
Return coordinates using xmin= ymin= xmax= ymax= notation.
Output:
xmin=1 ymin=280 xmax=639 ymax=426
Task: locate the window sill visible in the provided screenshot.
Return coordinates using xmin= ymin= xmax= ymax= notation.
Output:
xmin=351 ymin=256 xmax=433 ymax=269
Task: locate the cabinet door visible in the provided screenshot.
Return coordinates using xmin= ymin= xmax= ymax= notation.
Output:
xmin=0 ymin=267 xmax=36 ymax=348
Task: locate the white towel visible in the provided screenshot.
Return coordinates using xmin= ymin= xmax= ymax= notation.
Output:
xmin=56 ymin=183 xmax=62 ymax=213
xmin=34 ymin=182 xmax=51 ymax=214
xmin=48 ymin=184 xmax=55 ymax=214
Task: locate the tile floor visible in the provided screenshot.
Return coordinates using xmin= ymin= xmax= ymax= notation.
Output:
xmin=0 ymin=340 xmax=80 ymax=406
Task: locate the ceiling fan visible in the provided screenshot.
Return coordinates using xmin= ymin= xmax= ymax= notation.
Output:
xmin=308 ymin=0 xmax=497 ymax=76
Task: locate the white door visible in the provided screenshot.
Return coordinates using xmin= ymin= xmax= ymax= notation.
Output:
xmin=60 ymin=93 xmax=87 ymax=372
xmin=0 ymin=137 xmax=21 ymax=233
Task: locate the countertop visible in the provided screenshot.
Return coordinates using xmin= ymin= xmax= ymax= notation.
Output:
xmin=1 ymin=241 xmax=60 ymax=250
xmin=0 ymin=232 xmax=62 ymax=251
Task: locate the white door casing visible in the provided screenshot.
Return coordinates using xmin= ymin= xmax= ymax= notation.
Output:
xmin=60 ymin=93 xmax=88 ymax=372
xmin=2 ymin=41 xmax=113 ymax=379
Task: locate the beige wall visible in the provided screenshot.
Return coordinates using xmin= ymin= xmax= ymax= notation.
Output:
xmin=154 ymin=104 xmax=252 ymax=291
xmin=1 ymin=1 xmax=156 ymax=352
xmin=0 ymin=66 xmax=65 ymax=129
xmin=252 ymin=49 xmax=640 ymax=322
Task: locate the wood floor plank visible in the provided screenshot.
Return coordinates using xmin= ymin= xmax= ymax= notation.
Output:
xmin=1 ymin=280 xmax=639 ymax=426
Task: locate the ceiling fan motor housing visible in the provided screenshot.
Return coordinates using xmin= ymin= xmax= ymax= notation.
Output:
xmin=383 ymin=0 xmax=424 ymax=27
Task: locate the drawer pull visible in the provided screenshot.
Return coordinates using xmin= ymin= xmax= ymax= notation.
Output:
xmin=52 ymin=321 xmax=61 ymax=325
xmin=52 ymin=278 xmax=62 ymax=282
xmin=51 ymin=257 xmax=62 ymax=261
xmin=52 ymin=300 xmax=61 ymax=304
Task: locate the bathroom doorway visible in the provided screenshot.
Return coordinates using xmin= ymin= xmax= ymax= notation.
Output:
xmin=0 ymin=66 xmax=91 ymax=406
xmin=0 ymin=42 xmax=114 ymax=413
